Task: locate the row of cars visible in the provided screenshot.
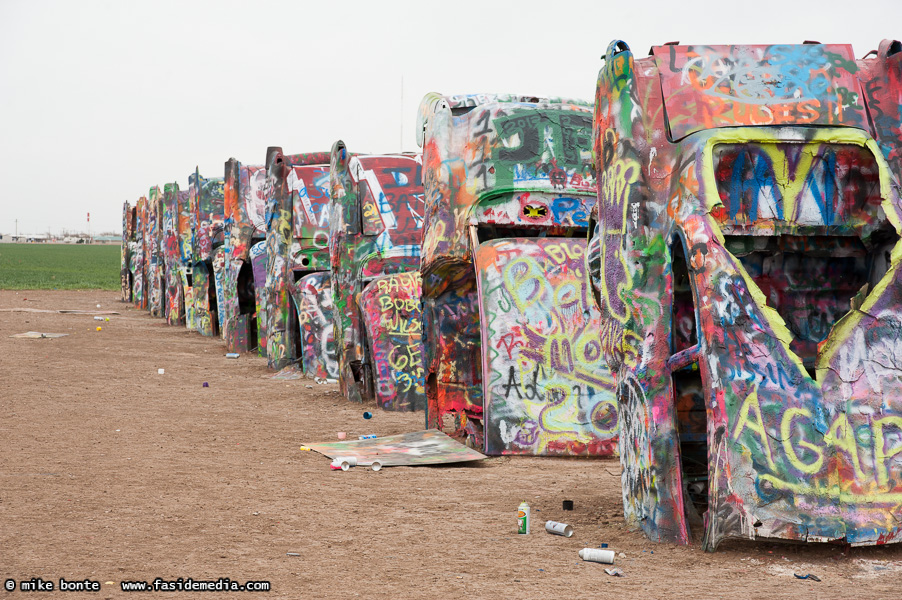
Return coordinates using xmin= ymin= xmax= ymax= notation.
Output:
xmin=123 ymin=39 xmax=902 ymax=551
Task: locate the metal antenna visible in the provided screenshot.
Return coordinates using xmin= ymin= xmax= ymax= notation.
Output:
xmin=400 ymin=75 xmax=404 ymax=152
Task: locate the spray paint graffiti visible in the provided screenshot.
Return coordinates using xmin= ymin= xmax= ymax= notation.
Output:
xmin=250 ymin=241 xmax=268 ymax=358
xmin=176 ymin=186 xmax=196 ymax=331
xmin=418 ymin=93 xmax=617 ymax=454
xmin=263 ymin=148 xmax=333 ymax=370
xmin=476 ymin=238 xmax=618 ymax=456
xmin=147 ymin=186 xmax=166 ymax=319
xmin=162 ymin=183 xmax=185 ymax=325
xmin=589 ymin=40 xmax=902 ymax=550
xmin=189 ymin=170 xmax=225 ymax=337
xmin=329 ymin=143 xmax=426 ymax=410
xmin=132 ymin=196 xmax=147 ymax=310
xmin=221 ymin=159 xmax=269 ymax=352
xmin=358 ymin=272 xmax=426 ymax=411
xmin=121 ymin=201 xmax=133 ymax=302
xmin=291 ymin=272 xmax=338 ymax=380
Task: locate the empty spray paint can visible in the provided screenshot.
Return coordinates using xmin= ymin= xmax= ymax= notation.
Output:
xmin=517 ymin=501 xmax=530 ymax=534
xmin=330 ymin=456 xmax=357 ymax=471
xmin=545 ymin=521 xmax=574 ymax=537
xmin=578 ymin=548 xmax=615 ymax=564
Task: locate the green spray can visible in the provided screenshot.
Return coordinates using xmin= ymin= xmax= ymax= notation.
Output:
xmin=517 ymin=501 xmax=530 ymax=534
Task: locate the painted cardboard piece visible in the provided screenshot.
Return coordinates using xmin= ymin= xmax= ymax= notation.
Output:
xmin=329 ymin=143 xmax=427 ymax=411
xmin=221 ymin=158 xmax=269 ymax=352
xmin=588 ymin=40 xmax=902 ymax=551
xmin=303 ymin=429 xmax=486 ymax=467
xmin=262 ymin=148 xmax=333 ymax=370
xmin=417 ymin=93 xmax=619 ymax=455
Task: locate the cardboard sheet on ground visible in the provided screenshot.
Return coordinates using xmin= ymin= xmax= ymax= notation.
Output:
xmin=268 ymin=365 xmax=305 ymax=380
xmin=11 ymin=332 xmax=68 ymax=338
xmin=303 ymin=429 xmax=486 ymax=467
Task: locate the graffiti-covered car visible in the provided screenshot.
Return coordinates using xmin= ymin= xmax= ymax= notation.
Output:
xmin=146 ymin=186 xmax=166 ymax=319
xmin=121 ymin=201 xmax=135 ymax=302
xmin=589 ymin=40 xmax=902 ymax=550
xmin=188 ymin=169 xmax=225 ymax=337
xmin=131 ymin=195 xmax=148 ymax=309
xmin=329 ymin=143 xmax=427 ymax=410
xmin=162 ymin=182 xmax=186 ymax=325
xmin=262 ymin=148 xmax=336 ymax=374
xmin=221 ymin=158 xmax=269 ymax=353
xmin=417 ymin=93 xmax=619 ymax=456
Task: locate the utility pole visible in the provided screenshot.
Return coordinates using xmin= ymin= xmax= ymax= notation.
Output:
xmin=14 ymin=219 xmax=17 ymax=238
xmin=400 ymin=75 xmax=404 ymax=153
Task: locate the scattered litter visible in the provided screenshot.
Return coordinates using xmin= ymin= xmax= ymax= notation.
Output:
xmin=286 ymin=553 xmax=300 ymax=557
xmin=269 ymin=365 xmax=304 ymax=380
xmin=358 ymin=434 xmax=377 ymax=440
xmin=331 ymin=456 xmax=358 ymax=471
xmin=794 ymin=574 xmax=821 ymax=582
xmin=562 ymin=500 xmax=574 ymax=511
xmin=337 ymin=432 xmax=347 ymax=440
xmin=303 ymin=429 xmax=486 ymax=469
xmin=604 ymin=568 xmax=624 ymax=577
xmin=580 ymin=548 xmax=615 ymax=564
xmin=96 ymin=326 xmax=102 ymax=331
xmin=252 ymin=511 xmax=260 ymax=516
xmin=202 ymin=382 xmax=209 ymax=388
xmin=618 ymin=552 xmax=626 ymax=558
xmin=10 ymin=332 xmax=68 ymax=339
xmin=299 ymin=446 xmax=312 ymax=451
xmin=157 ymin=368 xmax=164 ymax=375
xmin=314 ymin=377 xmax=338 ymax=384
xmin=93 ymin=316 xmax=104 ymax=321
xmin=601 ymin=543 xmax=608 ymax=548
xmin=363 ymin=411 xmax=373 ymax=419
xmin=305 ymin=384 xmax=313 ymax=389
xmin=96 ymin=304 xmax=101 ymax=308
xmin=545 ymin=521 xmax=573 ymax=537
xmin=226 ymin=353 xmax=240 ymax=359
xmin=104 ymin=581 xmax=114 ymax=586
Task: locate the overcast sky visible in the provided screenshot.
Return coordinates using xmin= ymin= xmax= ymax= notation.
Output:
xmin=1 ymin=0 xmax=900 ymax=236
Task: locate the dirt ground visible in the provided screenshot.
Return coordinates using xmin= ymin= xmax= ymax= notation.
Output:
xmin=1 ymin=289 xmax=901 ymax=599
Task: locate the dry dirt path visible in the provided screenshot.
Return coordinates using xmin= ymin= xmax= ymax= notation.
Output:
xmin=1 ymin=290 xmax=900 ymax=599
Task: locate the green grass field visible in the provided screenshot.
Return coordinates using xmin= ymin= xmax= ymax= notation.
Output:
xmin=0 ymin=243 xmax=121 ymax=290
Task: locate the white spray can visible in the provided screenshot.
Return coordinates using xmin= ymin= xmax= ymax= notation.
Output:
xmin=579 ymin=548 xmax=615 ymax=563
xmin=517 ymin=501 xmax=530 ymax=534
xmin=545 ymin=521 xmax=574 ymax=537
xmin=330 ymin=456 xmax=358 ymax=471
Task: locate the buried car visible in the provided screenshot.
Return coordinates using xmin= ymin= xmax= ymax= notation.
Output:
xmin=262 ymin=148 xmax=336 ymax=375
xmin=221 ymin=158 xmax=269 ymax=353
xmin=417 ymin=93 xmax=619 ymax=456
xmin=329 ymin=142 xmax=427 ymax=410
xmin=188 ymin=169 xmax=225 ymax=337
xmin=589 ymin=40 xmax=902 ymax=550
